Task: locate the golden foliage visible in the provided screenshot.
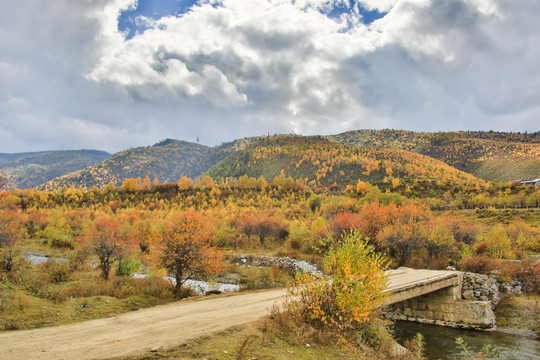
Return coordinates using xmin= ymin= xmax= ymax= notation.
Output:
xmin=288 ymin=231 xmax=388 ymax=331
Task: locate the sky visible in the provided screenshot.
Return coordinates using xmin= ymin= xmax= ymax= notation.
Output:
xmin=1 ymin=0 xmax=539 ymax=153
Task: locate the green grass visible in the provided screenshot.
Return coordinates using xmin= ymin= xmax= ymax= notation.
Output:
xmin=457 ymin=208 xmax=540 ymax=226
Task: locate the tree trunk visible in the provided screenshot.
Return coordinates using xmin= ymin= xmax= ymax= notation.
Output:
xmin=100 ymin=255 xmax=111 ymax=280
xmin=3 ymin=248 xmax=13 ymax=272
xmin=174 ymin=271 xmax=183 ymax=297
xmin=398 ymin=248 xmax=409 ymax=267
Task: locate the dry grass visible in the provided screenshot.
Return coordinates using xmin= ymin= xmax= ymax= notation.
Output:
xmin=0 ymin=260 xmax=178 ymax=331
xmin=112 ymin=305 xmax=414 ymax=360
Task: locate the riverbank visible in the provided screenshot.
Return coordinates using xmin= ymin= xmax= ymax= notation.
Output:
xmin=497 ymin=326 xmax=539 ymax=340
xmin=494 ymin=294 xmax=539 ymax=340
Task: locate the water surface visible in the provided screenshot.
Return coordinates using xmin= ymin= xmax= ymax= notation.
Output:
xmin=393 ymin=321 xmax=540 ymax=359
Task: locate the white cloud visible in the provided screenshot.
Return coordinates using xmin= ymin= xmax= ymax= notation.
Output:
xmin=0 ymin=0 xmax=539 ymax=153
xmin=359 ymin=0 xmax=399 ymax=12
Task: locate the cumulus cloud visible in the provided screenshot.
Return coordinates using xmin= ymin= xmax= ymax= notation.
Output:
xmin=0 ymin=0 xmax=539 ymax=153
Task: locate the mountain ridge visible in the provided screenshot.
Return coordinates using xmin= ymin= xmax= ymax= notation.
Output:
xmin=0 ymin=149 xmax=111 ymax=189
xmin=18 ymin=130 xmax=540 ymax=191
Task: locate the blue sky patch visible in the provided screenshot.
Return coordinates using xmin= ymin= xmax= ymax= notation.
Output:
xmin=324 ymin=1 xmax=387 ymax=25
xmin=118 ymin=0 xmax=199 ymax=39
xmin=358 ymin=7 xmax=387 ymax=24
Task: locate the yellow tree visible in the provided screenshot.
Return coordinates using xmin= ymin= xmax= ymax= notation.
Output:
xmin=177 ymin=176 xmax=193 ymax=191
xmin=198 ymin=175 xmax=214 ymax=189
xmin=356 ymin=180 xmax=369 ymax=196
xmin=121 ymin=178 xmax=142 ymax=193
xmin=426 ymin=224 xmax=458 ymax=266
xmin=478 ymin=226 xmax=514 ymax=259
xmin=256 ymin=176 xmax=268 ymax=190
xmin=142 ymin=176 xmax=151 ymax=190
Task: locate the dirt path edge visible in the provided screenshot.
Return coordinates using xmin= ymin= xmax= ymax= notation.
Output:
xmin=0 ymin=288 xmax=288 ymax=360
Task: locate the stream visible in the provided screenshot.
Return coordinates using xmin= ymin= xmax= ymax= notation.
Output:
xmin=393 ymin=321 xmax=540 ymax=359
xmin=133 ymin=273 xmax=240 ymax=295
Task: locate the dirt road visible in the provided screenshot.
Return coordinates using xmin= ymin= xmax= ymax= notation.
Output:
xmin=0 ymin=288 xmax=287 ymax=360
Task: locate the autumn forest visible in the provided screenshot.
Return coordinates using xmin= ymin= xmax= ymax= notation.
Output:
xmin=0 ymin=131 xmax=539 ymax=358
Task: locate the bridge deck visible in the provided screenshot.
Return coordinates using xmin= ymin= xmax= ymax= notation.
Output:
xmin=382 ymin=267 xmax=460 ymax=306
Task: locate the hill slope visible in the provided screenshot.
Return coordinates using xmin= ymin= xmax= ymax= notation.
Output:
xmin=38 ymin=136 xmax=277 ymax=190
xmin=328 ymin=130 xmax=540 ymax=181
xmin=0 ymin=150 xmax=110 ymax=189
xmin=39 ymin=139 xmax=228 ymax=190
xmin=207 ymin=135 xmax=485 ymax=196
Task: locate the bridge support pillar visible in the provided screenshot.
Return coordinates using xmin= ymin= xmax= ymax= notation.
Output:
xmin=387 ymin=276 xmax=496 ymax=330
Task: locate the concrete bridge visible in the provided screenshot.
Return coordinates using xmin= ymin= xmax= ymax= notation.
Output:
xmin=382 ymin=267 xmax=496 ymax=330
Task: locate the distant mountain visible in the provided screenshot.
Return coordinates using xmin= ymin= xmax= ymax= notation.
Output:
xmin=0 ymin=150 xmax=110 ymax=189
xmin=39 ymin=139 xmax=238 ymax=190
xmin=328 ymin=130 xmax=540 ymax=181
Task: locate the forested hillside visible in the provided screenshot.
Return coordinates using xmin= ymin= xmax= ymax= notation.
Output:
xmin=39 ymin=140 xmax=228 ymax=190
xmin=0 ymin=150 xmax=110 ymax=189
xmin=207 ymin=135 xmax=485 ymax=198
xmin=37 ymin=130 xmax=539 ymax=191
xmin=329 ymin=130 xmax=540 ymax=181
